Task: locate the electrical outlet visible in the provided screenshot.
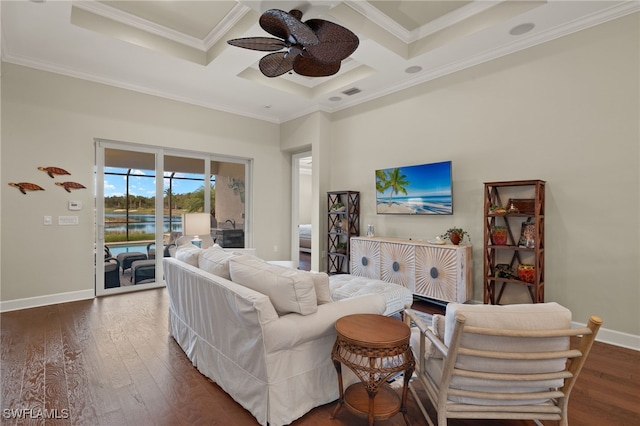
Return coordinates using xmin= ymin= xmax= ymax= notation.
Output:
xmin=273 ymin=245 xmax=279 ymax=252
xmin=44 ymin=216 xmax=52 ymax=225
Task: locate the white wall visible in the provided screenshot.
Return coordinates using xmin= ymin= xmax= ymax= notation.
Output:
xmin=298 ymin=170 xmax=312 ymax=224
xmin=1 ymin=63 xmax=288 ymax=305
xmin=324 ymin=15 xmax=639 ymax=339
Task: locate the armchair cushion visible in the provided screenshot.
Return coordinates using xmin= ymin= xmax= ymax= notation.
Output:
xmin=438 ymin=303 xmax=572 ymax=404
xmin=444 ymin=303 xmax=571 ymax=358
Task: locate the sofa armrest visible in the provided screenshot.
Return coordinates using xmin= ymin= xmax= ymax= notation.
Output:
xmin=263 ymin=294 xmax=386 ymax=352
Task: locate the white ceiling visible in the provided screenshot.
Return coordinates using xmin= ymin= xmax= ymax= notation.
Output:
xmin=2 ymin=1 xmax=638 ymax=123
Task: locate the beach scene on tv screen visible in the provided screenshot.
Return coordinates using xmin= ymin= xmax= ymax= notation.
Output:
xmin=376 ymin=161 xmax=452 ymax=215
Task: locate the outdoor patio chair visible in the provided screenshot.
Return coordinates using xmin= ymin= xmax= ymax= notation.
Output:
xmin=147 ymin=242 xmax=175 ymax=259
xmin=104 ymin=257 xmax=120 ymax=288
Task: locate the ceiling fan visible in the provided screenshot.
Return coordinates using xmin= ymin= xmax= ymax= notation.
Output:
xmin=227 ymin=9 xmax=359 ymax=78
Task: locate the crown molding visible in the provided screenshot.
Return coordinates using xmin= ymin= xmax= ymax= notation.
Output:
xmin=73 ymin=1 xmax=206 ymax=50
xmin=202 ymin=3 xmax=253 ymax=49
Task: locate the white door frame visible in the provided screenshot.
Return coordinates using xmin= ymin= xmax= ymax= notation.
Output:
xmin=95 ymin=140 xmax=164 ymax=296
xmin=291 ymin=151 xmax=312 ymax=268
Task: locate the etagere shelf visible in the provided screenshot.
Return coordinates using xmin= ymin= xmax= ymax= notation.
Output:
xmin=327 ymin=191 xmax=359 ymax=275
xmin=483 ymin=180 xmax=545 ymax=304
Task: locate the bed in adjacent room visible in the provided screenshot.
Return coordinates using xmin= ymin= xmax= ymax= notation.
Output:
xmin=299 ymin=224 xmax=312 ymax=253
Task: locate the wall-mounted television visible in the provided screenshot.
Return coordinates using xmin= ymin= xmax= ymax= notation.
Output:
xmin=375 ymin=161 xmax=453 ymax=215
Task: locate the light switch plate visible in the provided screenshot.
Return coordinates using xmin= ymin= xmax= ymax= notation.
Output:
xmin=58 ymin=216 xmax=79 ymax=225
xmin=44 ymin=216 xmax=52 ymax=225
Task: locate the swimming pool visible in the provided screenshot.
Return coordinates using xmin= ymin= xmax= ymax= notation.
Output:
xmin=106 ymin=242 xmax=150 ymax=256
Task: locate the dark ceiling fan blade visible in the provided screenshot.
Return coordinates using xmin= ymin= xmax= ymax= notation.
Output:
xmin=259 ymin=9 xmax=318 ymax=46
xmin=227 ymin=37 xmax=286 ymax=52
xmin=293 ymin=56 xmax=341 ymax=77
xmin=259 ymin=51 xmax=298 ymax=77
xmin=304 ymin=19 xmax=359 ymax=63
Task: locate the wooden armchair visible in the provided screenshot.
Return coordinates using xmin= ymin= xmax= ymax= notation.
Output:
xmin=404 ymin=303 xmax=601 ymax=426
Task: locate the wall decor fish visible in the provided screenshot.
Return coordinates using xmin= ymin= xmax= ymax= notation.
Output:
xmin=55 ymin=181 xmax=86 ymax=193
xmin=38 ymin=166 xmax=71 ymax=178
xmin=8 ymin=182 xmax=45 ymax=194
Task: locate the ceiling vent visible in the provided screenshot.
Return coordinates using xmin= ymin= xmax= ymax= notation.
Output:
xmin=342 ymin=87 xmax=361 ymax=96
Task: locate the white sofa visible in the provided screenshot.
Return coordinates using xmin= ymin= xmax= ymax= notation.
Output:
xmin=163 ymin=245 xmax=387 ymax=426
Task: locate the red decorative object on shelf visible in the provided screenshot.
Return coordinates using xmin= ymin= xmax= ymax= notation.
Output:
xmin=491 ymin=227 xmax=508 ymax=245
xmin=517 ymin=264 xmax=536 ymax=283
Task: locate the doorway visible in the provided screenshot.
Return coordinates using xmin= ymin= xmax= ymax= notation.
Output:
xmin=292 ymin=152 xmax=312 ymax=271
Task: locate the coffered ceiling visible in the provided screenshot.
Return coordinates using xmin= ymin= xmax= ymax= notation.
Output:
xmin=2 ymin=1 xmax=638 ymax=123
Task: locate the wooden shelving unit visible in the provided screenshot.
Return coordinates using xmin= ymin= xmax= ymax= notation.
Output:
xmin=327 ymin=191 xmax=359 ymax=274
xmin=483 ymin=180 xmax=545 ymax=304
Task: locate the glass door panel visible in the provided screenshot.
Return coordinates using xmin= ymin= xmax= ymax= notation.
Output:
xmin=163 ymin=154 xmax=208 ymax=247
xmin=211 ymin=161 xmax=246 ymax=248
xmin=97 ymin=146 xmax=159 ymax=295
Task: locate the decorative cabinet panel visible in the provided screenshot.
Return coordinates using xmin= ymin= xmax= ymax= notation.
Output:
xmin=415 ymin=245 xmax=471 ymax=303
xmin=351 ymin=237 xmax=472 ymax=303
xmin=379 ymin=242 xmax=416 ymax=291
xmin=350 ymin=237 xmax=379 ymax=279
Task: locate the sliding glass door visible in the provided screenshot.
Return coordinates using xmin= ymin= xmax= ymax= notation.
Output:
xmin=95 ymin=140 xmax=249 ymax=296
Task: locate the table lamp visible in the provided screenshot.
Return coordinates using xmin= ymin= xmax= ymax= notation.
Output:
xmin=183 ymin=213 xmax=210 ymax=248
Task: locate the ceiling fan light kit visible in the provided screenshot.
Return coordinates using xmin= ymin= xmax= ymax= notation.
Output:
xmin=227 ymin=9 xmax=359 ymax=78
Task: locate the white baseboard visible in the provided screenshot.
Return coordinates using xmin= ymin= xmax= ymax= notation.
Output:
xmin=0 ymin=289 xmax=95 ymax=313
xmin=574 ymin=321 xmax=640 ymax=351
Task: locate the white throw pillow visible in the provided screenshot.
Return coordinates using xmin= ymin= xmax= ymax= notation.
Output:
xmin=198 ymin=245 xmax=237 ymax=280
xmin=175 ymin=244 xmax=202 ymax=267
xmin=308 ymin=271 xmax=332 ymax=304
xmin=229 ymin=256 xmax=317 ymax=316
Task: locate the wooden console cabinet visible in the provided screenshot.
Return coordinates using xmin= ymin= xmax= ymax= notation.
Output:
xmin=350 ymin=237 xmax=472 ymax=304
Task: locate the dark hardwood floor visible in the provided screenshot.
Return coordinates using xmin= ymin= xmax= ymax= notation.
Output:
xmin=1 ymin=288 xmax=638 ymax=425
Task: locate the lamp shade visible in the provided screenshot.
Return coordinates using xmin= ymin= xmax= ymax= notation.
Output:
xmin=183 ymin=213 xmax=211 ymax=247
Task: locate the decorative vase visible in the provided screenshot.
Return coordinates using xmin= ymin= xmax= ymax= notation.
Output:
xmin=517 ymin=264 xmax=535 ymax=283
xmin=450 ymin=232 xmax=461 ymax=245
xmin=491 ymin=227 xmax=508 ymax=245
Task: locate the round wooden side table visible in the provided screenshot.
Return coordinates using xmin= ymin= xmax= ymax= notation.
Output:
xmin=331 ymin=313 xmax=415 ymax=426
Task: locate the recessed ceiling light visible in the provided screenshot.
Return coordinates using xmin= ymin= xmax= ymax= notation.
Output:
xmin=509 ymin=23 xmax=535 ymax=36
xmin=405 ymin=66 xmax=422 ymax=74
xmin=329 ymin=96 xmax=342 ymax=102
